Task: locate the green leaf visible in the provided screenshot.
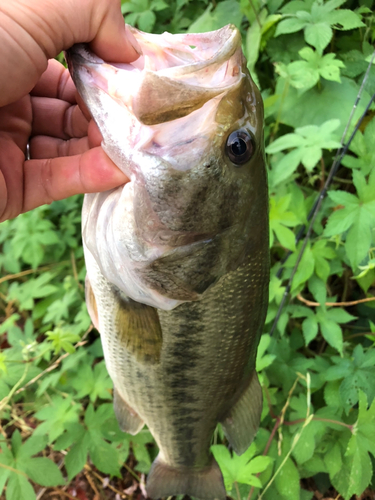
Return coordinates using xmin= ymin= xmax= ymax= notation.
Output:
xmin=274 ymin=456 xmax=300 ymax=500
xmin=345 ymin=211 xmax=372 ymax=268
xmin=11 ymin=431 xmax=22 ymax=458
xmin=270 ymin=77 xmax=371 ymax=137
xmin=65 ymin=437 xmax=89 ymax=480
xmin=89 ymin=439 xmax=121 ymax=476
xmin=34 ymin=396 xmax=80 ymax=443
xmin=326 ymin=9 xmax=365 ymax=30
xmin=271 ymin=149 xmax=304 ymax=185
xmin=138 ymin=10 xmax=156 ymax=32
xmin=72 ymin=362 xmax=112 ymax=402
xmin=212 ymin=444 xmax=272 ymax=492
xmin=332 ymin=393 xmax=373 ymax=500
xmin=45 ymin=327 xmax=80 ymax=355
xmin=291 ymin=244 xmax=315 ymax=289
xmin=275 ymin=17 xmax=308 ymax=36
xmin=324 ymin=443 xmax=342 ymax=479
xmin=17 ymin=435 xmax=48 ymax=460
xmin=6 ymin=474 xmax=35 ymax=500
xmin=304 ymin=22 xmax=332 ymax=53
xmin=21 ymin=457 xmax=64 ymax=487
xmin=319 ymin=316 xmax=343 ymax=354
xmin=302 ymin=315 xmax=318 ymax=345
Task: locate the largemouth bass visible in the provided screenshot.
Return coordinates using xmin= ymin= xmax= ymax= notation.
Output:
xmin=66 ymin=24 xmax=269 ymax=500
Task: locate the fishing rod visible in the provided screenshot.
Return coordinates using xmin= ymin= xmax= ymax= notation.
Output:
xmin=269 ymin=51 xmax=375 ymax=337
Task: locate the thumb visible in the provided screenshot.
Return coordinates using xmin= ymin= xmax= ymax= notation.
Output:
xmin=88 ymin=5 xmax=142 ymax=62
xmin=0 ymin=0 xmax=141 ymax=106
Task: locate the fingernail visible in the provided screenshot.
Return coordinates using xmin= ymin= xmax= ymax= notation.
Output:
xmin=125 ymin=24 xmax=142 ymax=56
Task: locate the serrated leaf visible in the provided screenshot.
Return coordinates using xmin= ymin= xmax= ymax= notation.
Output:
xmin=212 ymin=444 xmax=271 ymax=492
xmin=304 ymin=23 xmax=332 ymax=52
xmin=89 ymin=439 xmax=121 ymax=476
xmin=6 ymin=474 xmax=35 ymax=500
xmin=275 ymin=17 xmax=308 ymax=36
xmin=17 ymin=435 xmax=48 ymax=460
xmin=271 ymin=149 xmax=303 ymax=185
xmin=345 ymin=212 xmax=372 ymax=268
xmin=324 ymin=443 xmax=342 ymax=479
xmin=138 ymin=10 xmax=156 ymax=32
xmin=21 ymin=457 xmax=64 ymax=486
xmin=274 ymin=224 xmax=296 ymax=251
xmin=302 ymin=315 xmax=319 ymax=344
xmin=274 ymin=456 xmax=300 ymax=500
xmin=326 ymin=308 xmax=356 ymax=324
xmin=65 ymin=438 xmax=89 ymax=480
xmin=326 ymin=9 xmax=365 ymax=30
xmin=319 ymin=317 xmax=343 ymax=354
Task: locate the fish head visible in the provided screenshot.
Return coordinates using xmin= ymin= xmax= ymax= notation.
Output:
xmin=66 ymin=24 xmax=267 ymax=310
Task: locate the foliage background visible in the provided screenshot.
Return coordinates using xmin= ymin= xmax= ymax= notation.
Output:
xmin=0 ymin=0 xmax=375 ymax=499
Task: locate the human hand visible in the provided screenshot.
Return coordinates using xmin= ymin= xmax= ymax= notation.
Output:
xmin=0 ymin=0 xmax=140 ymax=222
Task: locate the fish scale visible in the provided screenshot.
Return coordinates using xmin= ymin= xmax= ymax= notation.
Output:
xmin=86 ymin=238 xmax=268 ymax=469
xmin=66 ymin=23 xmax=269 ymax=500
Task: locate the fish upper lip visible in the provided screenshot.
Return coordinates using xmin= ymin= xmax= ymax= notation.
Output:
xmin=65 ymin=44 xmax=103 ymax=65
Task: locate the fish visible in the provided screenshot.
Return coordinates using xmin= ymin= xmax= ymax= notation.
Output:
xmin=66 ymin=23 xmax=269 ymax=500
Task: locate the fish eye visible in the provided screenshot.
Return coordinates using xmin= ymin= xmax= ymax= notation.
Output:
xmin=226 ymin=129 xmax=254 ymax=165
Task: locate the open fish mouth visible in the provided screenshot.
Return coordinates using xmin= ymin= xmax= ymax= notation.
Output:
xmin=66 ymin=24 xmax=260 ymax=310
xmin=67 ymin=24 xmax=243 ymax=126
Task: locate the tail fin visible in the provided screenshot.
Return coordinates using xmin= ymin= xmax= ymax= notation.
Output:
xmin=146 ymin=454 xmax=226 ymax=500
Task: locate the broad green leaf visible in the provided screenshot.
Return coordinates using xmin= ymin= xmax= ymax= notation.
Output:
xmin=275 ymin=17 xmax=308 ymax=36
xmin=345 ymin=210 xmax=372 ymax=268
xmin=333 ymin=419 xmax=372 ymax=500
xmin=304 ymin=22 xmax=332 ymax=52
xmin=291 ymin=244 xmax=315 ymax=289
xmin=323 ymin=207 xmax=357 ymax=236
xmin=266 ymin=134 xmax=305 ymax=153
xmin=17 ymin=435 xmax=48 ymax=460
xmin=212 ymin=444 xmax=272 ymax=492
xmin=21 ymin=457 xmax=64 ymax=486
xmin=302 ymin=315 xmax=318 ymax=345
xmin=319 ymin=316 xmax=343 ymax=354
xmin=6 ymin=474 xmax=35 ymax=500
xmin=271 ymin=149 xmax=303 ymax=185
xmin=270 ymin=77 xmax=371 ymax=136
xmin=11 ymin=431 xmax=22 ymax=458
xmin=138 ymin=10 xmax=156 ymax=32
xmin=65 ymin=438 xmax=89 ymax=480
xmin=324 ymin=443 xmax=342 ymax=479
xmin=274 ymin=456 xmax=300 ymax=500
xmin=89 ymin=439 xmax=121 ymax=476
xmin=245 ymin=9 xmax=268 ymax=72
xmin=326 ymin=9 xmax=365 ymax=30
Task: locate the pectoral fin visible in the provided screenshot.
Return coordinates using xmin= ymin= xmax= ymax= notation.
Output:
xmin=85 ymin=275 xmax=99 ymax=330
xmin=115 ymin=292 xmax=163 ymax=365
xmin=221 ymin=372 xmax=263 ymax=455
xmin=114 ymin=388 xmax=144 ymax=435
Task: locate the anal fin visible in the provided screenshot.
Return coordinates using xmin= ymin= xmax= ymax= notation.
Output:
xmin=114 ymin=388 xmax=144 ymax=435
xmin=146 ymin=454 xmax=226 ymax=500
xmin=221 ymin=371 xmax=262 ymax=455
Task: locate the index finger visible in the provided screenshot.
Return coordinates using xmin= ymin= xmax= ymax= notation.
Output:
xmin=31 ymin=59 xmax=77 ymax=103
